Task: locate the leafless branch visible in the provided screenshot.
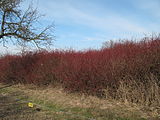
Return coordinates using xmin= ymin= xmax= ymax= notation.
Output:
xmin=0 ymin=0 xmax=54 ymax=49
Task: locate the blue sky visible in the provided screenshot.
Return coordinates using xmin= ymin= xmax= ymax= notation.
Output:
xmin=1 ymin=0 xmax=160 ymax=53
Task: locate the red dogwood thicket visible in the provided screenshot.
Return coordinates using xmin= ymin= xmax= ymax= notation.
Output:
xmin=0 ymin=37 xmax=160 ymax=98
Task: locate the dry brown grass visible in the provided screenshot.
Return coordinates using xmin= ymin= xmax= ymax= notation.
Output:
xmin=1 ymin=82 xmax=160 ymax=119
xmin=12 ymin=83 xmax=159 ymax=119
xmin=108 ymin=74 xmax=160 ymax=118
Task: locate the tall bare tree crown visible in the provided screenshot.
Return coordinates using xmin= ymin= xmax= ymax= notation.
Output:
xmin=0 ymin=0 xmax=54 ymax=49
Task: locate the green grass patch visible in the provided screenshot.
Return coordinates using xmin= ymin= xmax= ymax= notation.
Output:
xmin=0 ymin=84 xmax=147 ymax=120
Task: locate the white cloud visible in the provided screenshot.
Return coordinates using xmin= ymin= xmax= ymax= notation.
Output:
xmin=0 ymin=46 xmax=21 ymax=55
xmin=129 ymin=0 xmax=160 ymax=33
xmin=82 ymin=34 xmax=108 ymax=42
xmin=18 ymin=0 xmax=158 ymax=50
xmin=37 ymin=0 xmax=148 ymax=33
xmin=133 ymin=0 xmax=160 ymax=18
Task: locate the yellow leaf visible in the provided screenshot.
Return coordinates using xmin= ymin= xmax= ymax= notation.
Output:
xmin=28 ymin=102 xmax=34 ymax=108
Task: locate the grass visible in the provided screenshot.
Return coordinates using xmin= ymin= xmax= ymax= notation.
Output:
xmin=0 ymin=83 xmax=156 ymax=120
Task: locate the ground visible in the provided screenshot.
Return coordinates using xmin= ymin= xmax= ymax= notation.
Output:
xmin=0 ymin=83 xmax=159 ymax=120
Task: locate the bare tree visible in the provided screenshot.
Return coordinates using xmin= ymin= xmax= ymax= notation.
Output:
xmin=0 ymin=0 xmax=54 ymax=49
xmin=102 ymin=40 xmax=114 ymax=49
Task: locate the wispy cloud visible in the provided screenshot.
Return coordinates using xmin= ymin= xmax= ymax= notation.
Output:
xmin=19 ymin=0 xmax=160 ymax=50
xmin=37 ymin=0 xmax=148 ymax=33
xmin=134 ymin=0 xmax=160 ymax=18
xmin=0 ymin=45 xmax=21 ymax=54
xmin=82 ymin=34 xmax=108 ymax=42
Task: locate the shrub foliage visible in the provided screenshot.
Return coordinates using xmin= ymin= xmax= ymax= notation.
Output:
xmin=0 ymin=37 xmax=160 ymax=105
